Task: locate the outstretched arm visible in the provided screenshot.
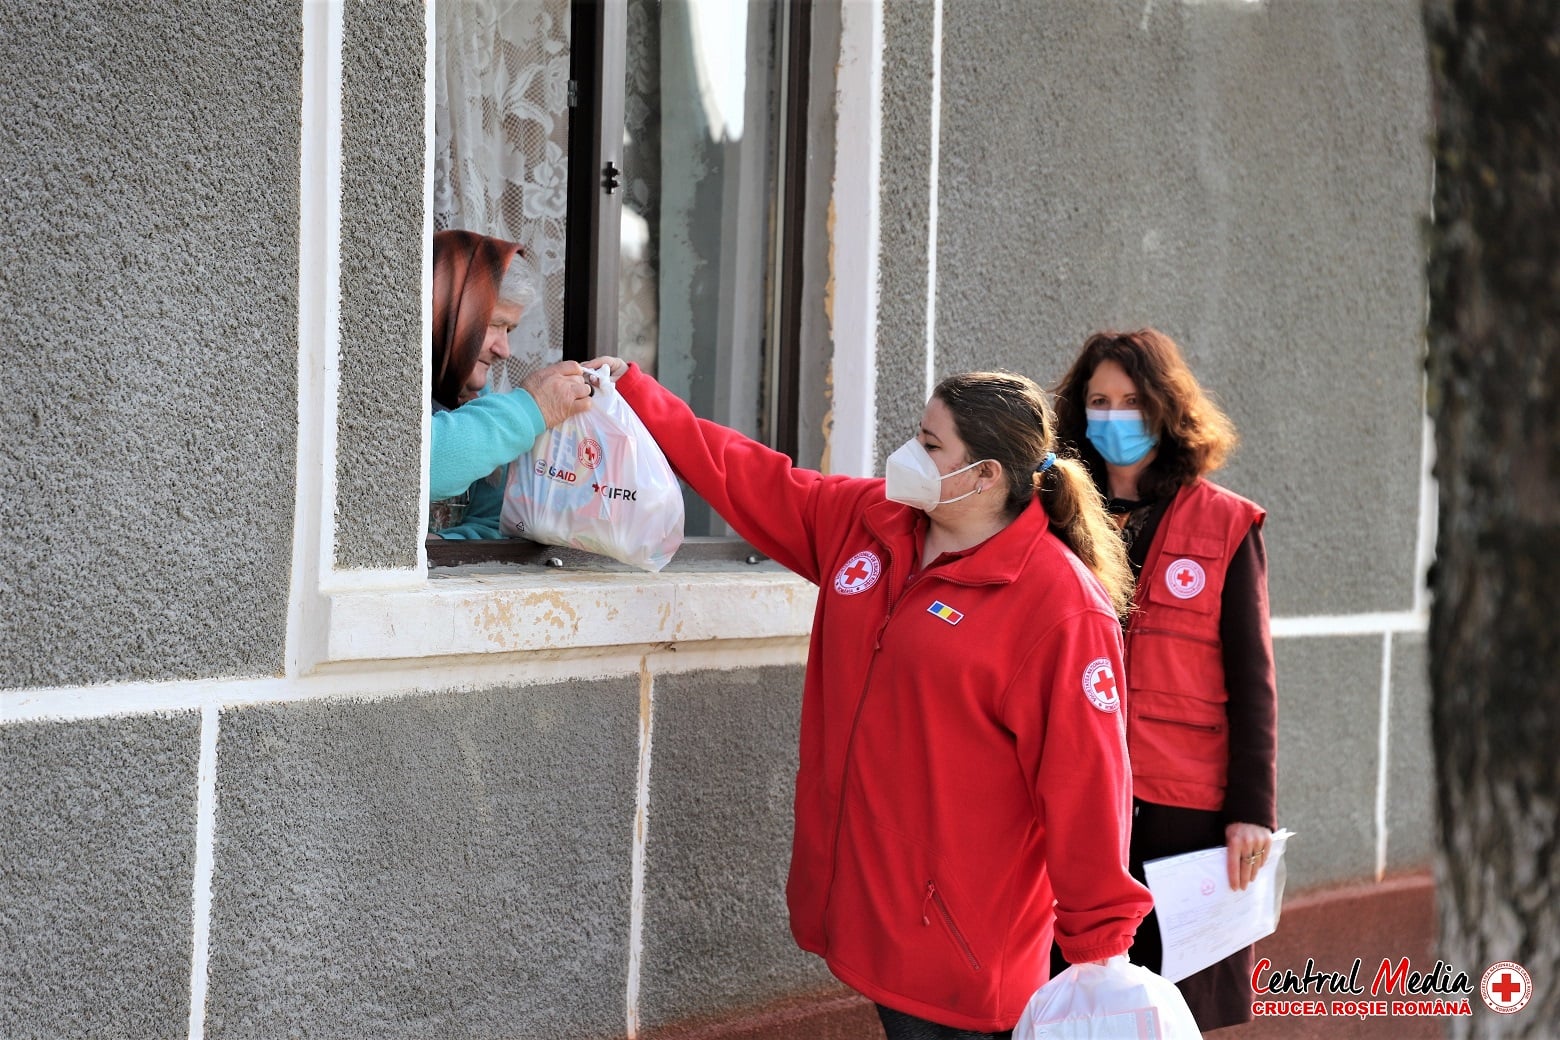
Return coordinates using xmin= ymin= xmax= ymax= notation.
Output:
xmin=612 ymin=362 xmax=874 ymax=584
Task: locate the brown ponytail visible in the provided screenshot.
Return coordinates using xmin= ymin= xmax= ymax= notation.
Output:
xmin=1033 ymin=455 xmax=1134 ymax=618
xmin=934 ymin=372 xmax=1135 ymax=617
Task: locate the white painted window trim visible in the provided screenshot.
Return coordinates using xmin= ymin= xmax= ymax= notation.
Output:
xmin=321 ymin=570 xmax=819 ymax=665
xmin=281 ymin=0 xmax=880 ymax=678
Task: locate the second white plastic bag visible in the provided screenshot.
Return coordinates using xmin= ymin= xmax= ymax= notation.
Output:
xmin=1014 ymin=955 xmax=1201 ymax=1040
xmin=500 ymin=365 xmax=684 ymax=571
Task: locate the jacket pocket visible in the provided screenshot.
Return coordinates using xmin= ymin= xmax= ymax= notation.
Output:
xmin=923 ymin=880 xmax=982 ymax=971
xmin=1128 ymin=628 xmax=1225 ymax=706
xmin=825 ymin=812 xmax=994 ymax=1001
xmin=1129 ymin=693 xmax=1229 ymax=784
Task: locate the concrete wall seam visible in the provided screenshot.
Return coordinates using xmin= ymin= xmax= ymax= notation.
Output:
xmin=1 ymin=641 xmax=811 ymax=726
xmin=1374 ymin=632 xmax=1393 ymax=882
xmin=187 ymin=704 xmax=220 ymax=1040
xmin=625 ymin=661 xmax=656 ymax=1038
xmin=1270 ymin=611 xmax=1426 ymax=638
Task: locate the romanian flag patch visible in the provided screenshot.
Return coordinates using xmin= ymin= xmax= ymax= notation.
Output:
xmin=927 ymin=600 xmax=964 ymax=625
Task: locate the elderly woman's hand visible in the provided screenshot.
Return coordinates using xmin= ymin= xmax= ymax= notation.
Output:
xmin=1225 ymin=822 xmax=1274 ymax=891
xmin=521 ymin=360 xmax=593 ymax=428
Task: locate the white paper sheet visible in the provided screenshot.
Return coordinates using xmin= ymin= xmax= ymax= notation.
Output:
xmin=1142 ymin=829 xmax=1295 ymax=983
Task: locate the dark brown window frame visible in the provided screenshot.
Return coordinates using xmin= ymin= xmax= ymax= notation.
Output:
xmin=428 ymin=0 xmax=813 ymax=570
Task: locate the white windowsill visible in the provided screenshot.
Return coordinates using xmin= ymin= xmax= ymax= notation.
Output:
xmin=321 ymin=564 xmax=818 ymax=665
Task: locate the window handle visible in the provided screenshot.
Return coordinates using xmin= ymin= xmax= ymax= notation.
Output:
xmin=603 ymin=161 xmax=621 ymax=195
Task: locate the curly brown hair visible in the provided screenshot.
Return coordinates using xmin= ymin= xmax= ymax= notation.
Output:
xmin=1051 ymin=328 xmax=1238 ymax=502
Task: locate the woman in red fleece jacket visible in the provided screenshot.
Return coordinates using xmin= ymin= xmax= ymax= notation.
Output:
xmin=599 ymin=358 xmax=1152 ymax=1038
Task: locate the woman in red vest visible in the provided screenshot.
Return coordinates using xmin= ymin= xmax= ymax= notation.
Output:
xmin=1050 ymin=328 xmax=1278 ymax=1031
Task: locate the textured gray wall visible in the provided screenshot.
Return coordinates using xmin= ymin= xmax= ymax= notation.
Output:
xmin=638 ymin=666 xmax=839 ymax=1029
xmin=203 ymin=680 xmax=638 ymax=1040
xmin=334 ymin=1 xmax=427 ymax=570
xmin=1387 ymin=632 xmax=1432 ymax=869
xmin=0 ymin=4 xmax=1439 ymax=1039
xmin=1275 ymin=636 xmax=1381 ymax=889
xmin=204 ymin=682 xmax=636 ymax=1040
xmin=0 ymin=2 xmax=301 ymax=687
xmin=872 ymin=0 xmax=939 ymax=471
xmin=1 ymin=714 xmax=201 ymax=1040
xmin=930 ymin=0 xmax=1431 ymax=617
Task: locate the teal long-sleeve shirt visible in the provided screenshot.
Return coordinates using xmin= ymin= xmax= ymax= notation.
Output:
xmin=430 ymin=390 xmax=547 ymax=540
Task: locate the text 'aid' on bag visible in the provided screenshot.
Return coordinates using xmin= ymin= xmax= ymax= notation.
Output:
xmin=500 ymin=365 xmax=685 ymax=571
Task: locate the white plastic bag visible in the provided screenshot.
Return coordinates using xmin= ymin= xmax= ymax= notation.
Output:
xmin=1014 ymin=955 xmax=1201 ymax=1040
xmin=500 ymin=365 xmax=684 ymax=571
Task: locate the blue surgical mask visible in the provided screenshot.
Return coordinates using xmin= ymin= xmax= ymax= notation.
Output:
xmin=1085 ymin=409 xmax=1158 ymax=467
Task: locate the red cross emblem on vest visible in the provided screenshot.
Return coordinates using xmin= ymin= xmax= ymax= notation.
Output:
xmin=1082 ymin=658 xmax=1121 ymax=713
xmin=1164 ymin=557 xmax=1207 ymax=600
xmin=833 ymin=550 xmax=882 ymax=596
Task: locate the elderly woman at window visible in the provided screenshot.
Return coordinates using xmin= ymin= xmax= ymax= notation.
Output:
xmin=429 ymin=229 xmax=591 ymax=540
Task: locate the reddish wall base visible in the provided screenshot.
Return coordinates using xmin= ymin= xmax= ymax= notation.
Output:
xmin=642 ymin=990 xmax=880 ymax=1040
xmin=645 ymin=871 xmax=1437 ymax=1040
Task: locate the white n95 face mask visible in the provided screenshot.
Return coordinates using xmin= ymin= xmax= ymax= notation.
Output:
xmin=884 ymin=437 xmax=987 ymax=512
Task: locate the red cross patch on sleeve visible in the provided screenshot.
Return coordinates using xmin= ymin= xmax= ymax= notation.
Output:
xmin=1083 ymin=658 xmax=1121 ymax=713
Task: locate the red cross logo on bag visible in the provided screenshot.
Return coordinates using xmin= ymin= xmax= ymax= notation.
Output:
xmin=833 ymin=551 xmax=882 ymax=596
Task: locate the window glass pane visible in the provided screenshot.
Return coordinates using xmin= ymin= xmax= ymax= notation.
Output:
xmin=433 ymin=0 xmax=572 ymax=375
xmin=621 ymin=0 xmax=781 ymax=535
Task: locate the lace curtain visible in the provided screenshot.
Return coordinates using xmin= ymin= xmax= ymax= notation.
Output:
xmin=433 ymin=0 xmax=572 ymax=377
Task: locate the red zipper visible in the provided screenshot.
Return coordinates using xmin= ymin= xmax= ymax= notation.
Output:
xmin=923 ymin=881 xmax=981 ymax=971
xmin=821 ymin=552 xmax=898 ymax=953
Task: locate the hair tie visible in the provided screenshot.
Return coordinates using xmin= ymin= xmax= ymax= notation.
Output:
xmin=1036 ymin=452 xmax=1056 ymax=473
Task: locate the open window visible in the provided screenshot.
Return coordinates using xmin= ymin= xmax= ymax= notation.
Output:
xmin=428 ymin=0 xmax=814 ymax=567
